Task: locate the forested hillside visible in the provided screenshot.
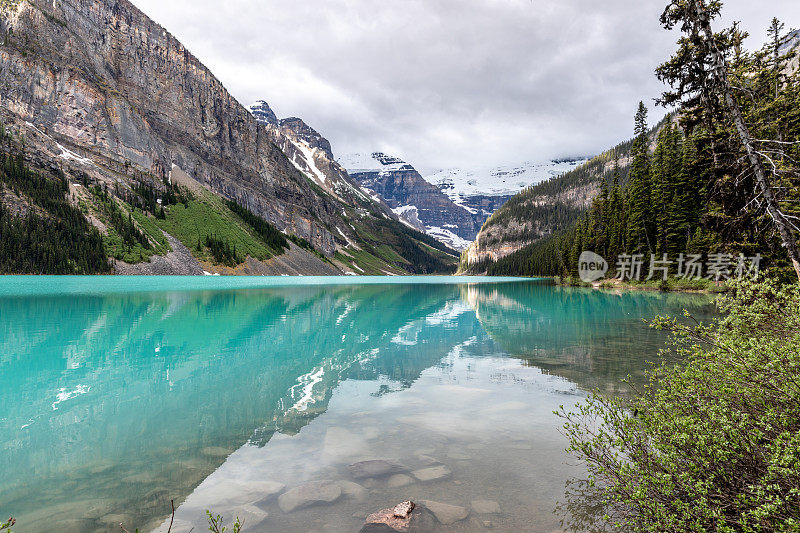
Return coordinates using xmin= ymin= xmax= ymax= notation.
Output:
xmin=460 ymin=117 xmax=668 ymax=270
xmin=0 ymin=128 xmax=109 ymax=274
xmin=481 ymin=19 xmax=800 ymax=282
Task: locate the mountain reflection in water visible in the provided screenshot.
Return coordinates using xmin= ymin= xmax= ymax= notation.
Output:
xmin=0 ymin=278 xmax=715 ymax=532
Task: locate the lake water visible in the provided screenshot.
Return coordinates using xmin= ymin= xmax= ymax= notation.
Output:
xmin=0 ymin=277 xmax=716 ymax=532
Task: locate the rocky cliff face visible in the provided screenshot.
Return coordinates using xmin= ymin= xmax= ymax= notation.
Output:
xmin=248 ymin=101 xmax=380 ymax=210
xmin=0 ymin=0 xmax=456 ymax=274
xmin=341 ymin=152 xmax=484 ymax=250
xmin=0 ymin=0 xmax=348 ymax=253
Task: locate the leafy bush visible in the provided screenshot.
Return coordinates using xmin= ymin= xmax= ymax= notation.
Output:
xmin=0 ymin=517 xmax=14 ymax=532
xmin=206 ymin=510 xmax=242 ymax=533
xmin=558 ymin=278 xmax=800 ymax=531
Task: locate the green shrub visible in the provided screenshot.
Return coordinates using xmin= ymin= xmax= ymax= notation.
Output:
xmin=0 ymin=517 xmax=14 ymax=532
xmin=206 ymin=510 xmax=242 ymax=533
xmin=558 ymin=278 xmax=800 ymax=532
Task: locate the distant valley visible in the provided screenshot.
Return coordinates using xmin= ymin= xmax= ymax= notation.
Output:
xmin=340 ymin=152 xmax=587 ymax=250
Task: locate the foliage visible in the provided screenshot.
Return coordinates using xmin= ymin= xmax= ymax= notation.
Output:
xmin=90 ymin=185 xmax=163 ymax=263
xmin=203 ymin=233 xmax=240 ymax=266
xmin=0 ymin=517 xmax=14 ymax=532
xmin=206 ymin=510 xmax=242 ymax=533
xmin=0 ymin=140 xmax=109 ymax=274
xmin=130 ymin=178 xmax=192 ymax=216
xmin=558 ymin=278 xmax=800 ymax=532
xmin=154 ymin=191 xmax=282 ymax=265
xmin=223 ymin=199 xmax=288 ymax=253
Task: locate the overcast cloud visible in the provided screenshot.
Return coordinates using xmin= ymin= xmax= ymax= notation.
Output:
xmin=131 ymin=0 xmax=800 ymax=173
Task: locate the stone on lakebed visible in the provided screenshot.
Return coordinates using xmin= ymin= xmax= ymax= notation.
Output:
xmin=349 ymin=459 xmax=408 ymax=479
xmin=387 ymin=474 xmax=414 ymax=488
xmin=338 ymin=480 xmax=368 ymax=501
xmin=277 ymin=480 xmax=342 ymax=513
xmin=360 ymin=500 xmax=438 ymax=533
xmin=411 ymin=465 xmax=451 ymax=482
xmin=418 ymin=500 xmax=469 ymax=525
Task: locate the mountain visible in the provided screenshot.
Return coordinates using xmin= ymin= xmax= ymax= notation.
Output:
xmin=340 ymin=152 xmax=483 ymax=250
xmin=248 ymin=101 xmax=378 ymax=209
xmin=340 ymin=152 xmax=590 ymax=251
xmin=427 ymin=158 xmax=588 ymax=216
xmin=781 ymin=29 xmax=800 ymax=75
xmin=460 ymin=120 xmax=667 ymax=271
xmin=0 ymin=0 xmax=457 ymax=275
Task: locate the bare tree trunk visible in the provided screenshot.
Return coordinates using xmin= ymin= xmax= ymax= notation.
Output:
xmin=691 ymin=0 xmax=800 ymax=281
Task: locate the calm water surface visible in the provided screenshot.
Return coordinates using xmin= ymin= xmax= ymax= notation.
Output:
xmin=0 ymin=277 xmax=716 ymax=532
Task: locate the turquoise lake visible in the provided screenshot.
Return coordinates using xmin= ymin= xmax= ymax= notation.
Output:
xmin=0 ymin=277 xmax=717 ymax=532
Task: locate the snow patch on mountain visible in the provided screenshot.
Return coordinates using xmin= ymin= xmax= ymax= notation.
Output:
xmin=427 ymin=158 xmax=589 ymax=207
xmin=392 ymin=205 xmax=425 ymax=232
xmin=337 ymin=152 xmax=413 ymax=174
xmin=290 ymin=139 xmax=328 ymax=188
xmin=425 ymin=226 xmax=472 ymax=251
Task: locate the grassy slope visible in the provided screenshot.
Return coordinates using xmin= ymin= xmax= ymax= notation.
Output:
xmin=153 ymin=189 xmax=284 ymax=264
xmin=82 ymin=184 xmax=287 ymax=266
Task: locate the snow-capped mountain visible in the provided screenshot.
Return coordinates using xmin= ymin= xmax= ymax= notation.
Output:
xmin=339 ymin=152 xmax=591 ymax=251
xmin=340 ymin=152 xmax=482 ymax=250
xmin=427 ymin=158 xmax=589 ymax=215
xmin=338 ymin=152 xmax=415 ymax=174
xmin=248 ymin=101 xmax=376 ymax=207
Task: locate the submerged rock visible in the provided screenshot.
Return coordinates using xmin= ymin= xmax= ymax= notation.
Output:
xmin=277 ymin=480 xmax=342 ymax=512
xmin=418 ymin=500 xmax=469 ymax=525
xmin=338 ymin=480 xmax=368 ymax=501
xmin=471 ymin=500 xmax=501 ymax=514
xmin=349 ymin=460 xmax=407 ymax=479
xmin=387 ymin=474 xmax=414 ymax=488
xmin=228 ymin=504 xmax=268 ymax=528
xmin=415 ymin=454 xmax=440 ymax=466
xmin=360 ymin=501 xmax=437 ymax=532
xmin=412 ymin=465 xmax=452 ymax=482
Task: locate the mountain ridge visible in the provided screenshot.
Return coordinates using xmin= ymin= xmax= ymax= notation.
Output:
xmin=0 ymin=0 xmax=458 ymax=275
xmin=340 ymin=151 xmax=483 ymax=250
xmin=460 ymin=118 xmax=668 ymax=271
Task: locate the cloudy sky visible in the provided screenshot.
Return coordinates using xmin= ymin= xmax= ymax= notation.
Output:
xmin=131 ymin=0 xmax=800 ymax=173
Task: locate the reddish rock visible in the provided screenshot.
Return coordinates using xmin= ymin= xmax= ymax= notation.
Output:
xmin=360 ymin=500 xmax=438 ymax=533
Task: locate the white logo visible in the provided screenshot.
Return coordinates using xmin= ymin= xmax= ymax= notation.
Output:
xmin=578 ymin=251 xmax=608 ymax=283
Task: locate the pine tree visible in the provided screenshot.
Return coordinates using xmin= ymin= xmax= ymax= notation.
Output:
xmin=651 ymin=126 xmax=670 ymax=253
xmin=659 ymin=0 xmax=800 ymax=281
xmin=608 ymin=158 xmax=624 ymax=259
xmin=626 ymin=102 xmax=654 ymax=254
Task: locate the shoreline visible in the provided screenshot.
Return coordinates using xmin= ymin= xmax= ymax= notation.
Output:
xmin=552 ymin=275 xmax=728 ymax=294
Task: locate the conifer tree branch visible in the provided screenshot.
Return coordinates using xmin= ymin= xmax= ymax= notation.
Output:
xmin=685 ymin=0 xmax=800 ymax=281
